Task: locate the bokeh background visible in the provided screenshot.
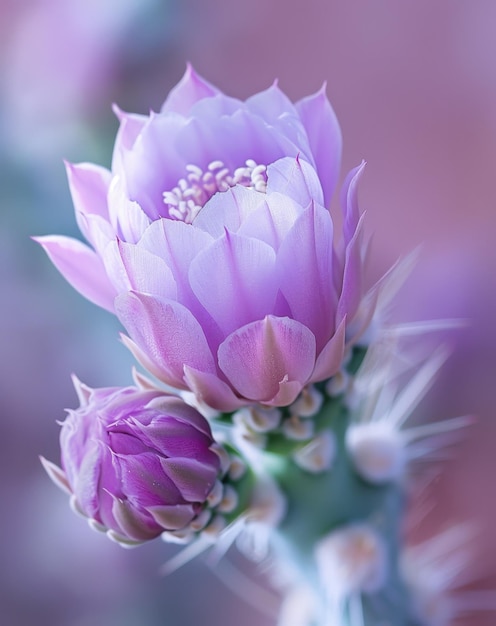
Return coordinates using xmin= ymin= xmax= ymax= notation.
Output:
xmin=1 ymin=1 xmax=495 ymax=624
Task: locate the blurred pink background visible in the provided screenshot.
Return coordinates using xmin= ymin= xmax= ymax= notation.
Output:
xmin=1 ymin=1 xmax=495 ymax=624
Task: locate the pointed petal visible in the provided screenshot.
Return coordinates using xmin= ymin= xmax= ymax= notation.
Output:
xmin=336 ymin=214 xmax=366 ymax=326
xmin=34 ymin=235 xmax=116 ymax=312
xmin=183 ymin=366 xmax=246 ymax=412
xmin=103 ymin=240 xmax=177 ymax=300
xmin=311 ymin=318 xmax=347 ymax=382
xmin=246 ymin=82 xmax=298 ymax=121
xmin=296 ymin=86 xmax=342 ymax=207
xmin=40 ymin=457 xmax=72 ymax=495
xmin=147 ymin=503 xmax=196 ymax=530
xmin=161 ymin=64 xmax=221 ymax=114
xmin=266 ymin=156 xmax=324 ymax=207
xmin=218 ymin=316 xmax=316 ymax=404
xmin=139 ymin=217 xmax=213 ymax=309
xmin=115 ymin=292 xmax=216 ymax=390
xmin=160 ymin=458 xmax=218 ymax=502
xmin=267 ymin=379 xmax=305 ymax=407
xmin=107 ymin=175 xmax=150 ymax=243
xmin=111 ymin=496 xmax=158 ymax=541
xmin=65 ymin=162 xmax=111 ymax=242
xmin=71 ymin=374 xmax=93 ymax=407
xmin=111 ymin=107 xmax=147 ymax=172
xmin=277 ymin=203 xmax=336 ymax=351
xmin=120 ymin=334 xmax=175 ymax=390
xmin=237 ymin=192 xmax=302 ymax=251
xmin=76 ymin=212 xmax=115 ymax=257
xmin=72 ymin=442 xmax=103 ymax=519
xmin=193 ymin=185 xmax=265 ymax=237
xmin=189 ymin=230 xmax=278 ymax=338
xmin=340 ymin=161 xmax=366 ymax=246
xmin=132 ymin=367 xmax=159 ymax=391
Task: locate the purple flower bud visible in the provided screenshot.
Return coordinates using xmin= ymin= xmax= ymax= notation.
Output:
xmin=42 ymin=379 xmax=221 ymax=544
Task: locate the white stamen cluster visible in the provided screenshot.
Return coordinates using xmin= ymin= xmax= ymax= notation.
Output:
xmin=163 ymin=159 xmax=268 ymax=223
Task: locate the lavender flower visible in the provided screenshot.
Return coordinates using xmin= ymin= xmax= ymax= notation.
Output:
xmin=41 ymin=378 xmax=222 ymax=545
xmin=36 ymin=66 xmax=380 ymax=410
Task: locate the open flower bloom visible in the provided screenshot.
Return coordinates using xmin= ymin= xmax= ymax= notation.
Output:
xmin=41 ymin=379 xmax=221 ymax=545
xmin=37 ymin=66 xmax=383 ymax=410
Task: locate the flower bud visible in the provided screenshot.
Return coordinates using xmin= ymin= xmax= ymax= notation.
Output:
xmin=42 ymin=381 xmax=221 ymax=545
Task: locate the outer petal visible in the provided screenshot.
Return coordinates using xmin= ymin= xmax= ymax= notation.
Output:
xmin=34 ymin=235 xmax=116 ymax=312
xmin=111 ymin=497 xmax=158 ymax=541
xmin=117 ymin=454 xmax=182 ymax=502
xmin=218 ymin=316 xmax=316 ymax=404
xmin=277 ymin=203 xmax=336 ymax=351
xmin=65 ymin=162 xmax=111 ymax=244
xmin=296 ymin=85 xmax=342 ymax=207
xmin=139 ymin=217 xmax=214 ymax=303
xmin=111 ymin=107 xmax=148 ymax=172
xmin=160 ymin=457 xmax=218 ymax=502
xmin=161 ymin=64 xmax=221 ymax=115
xmin=144 ymin=397 xmax=215 ymax=437
xmin=77 ymin=213 xmax=115 ymax=257
xmin=115 ymin=292 xmax=216 ymax=390
xmin=310 ymin=317 xmax=347 ymax=382
xmin=112 ymin=106 xmax=148 ymax=149
xmin=183 ymin=366 xmax=246 ymax=412
xmin=147 ymin=503 xmax=196 ymax=530
xmin=138 ymin=218 xmax=220 ymax=346
xmin=266 ymin=156 xmax=324 ymax=208
xmin=266 ymin=380 xmax=305 ymax=407
xmin=128 ymin=416 xmax=216 ymax=462
xmin=40 ymin=458 xmax=71 ymax=495
xmin=189 ymin=230 xmax=278 ymax=338
xmin=72 ymin=441 xmax=103 ymax=518
xmin=340 ymin=161 xmax=366 ymax=247
xmin=103 ymin=240 xmax=177 ymax=301
xmin=107 ymin=175 xmax=150 ymax=243
xmin=336 ymin=214 xmax=366 ymax=326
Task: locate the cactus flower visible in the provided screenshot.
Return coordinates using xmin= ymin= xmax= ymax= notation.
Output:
xmin=36 ymin=66 xmax=383 ymax=411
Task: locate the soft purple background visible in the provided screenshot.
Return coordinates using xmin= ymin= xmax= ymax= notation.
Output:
xmin=1 ymin=1 xmax=495 ymax=624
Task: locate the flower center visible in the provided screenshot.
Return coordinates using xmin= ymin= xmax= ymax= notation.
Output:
xmin=163 ymin=159 xmax=268 ymax=223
